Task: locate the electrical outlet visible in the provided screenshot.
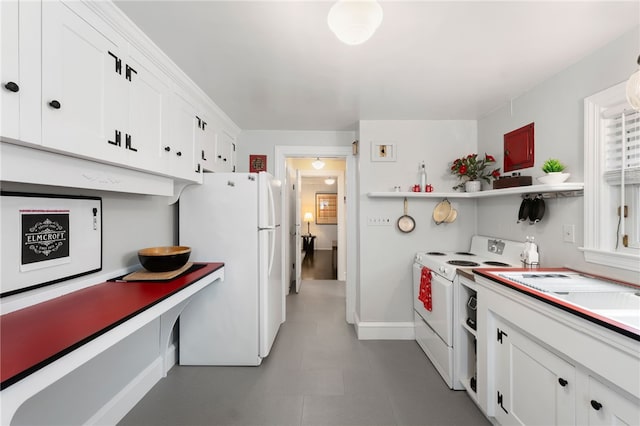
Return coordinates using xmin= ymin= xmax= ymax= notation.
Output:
xmin=563 ymin=224 xmax=575 ymax=243
xmin=618 ymin=205 xmax=628 ymax=218
xmin=367 ymin=216 xmax=392 ymax=226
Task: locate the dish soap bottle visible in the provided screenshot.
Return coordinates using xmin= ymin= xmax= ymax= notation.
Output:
xmin=419 ymin=162 xmax=427 ymax=192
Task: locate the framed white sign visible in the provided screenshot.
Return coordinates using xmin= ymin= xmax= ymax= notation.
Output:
xmin=1 ymin=192 xmax=102 ymax=297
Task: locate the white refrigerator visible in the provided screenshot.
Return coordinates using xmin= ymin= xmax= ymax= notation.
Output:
xmin=178 ymin=172 xmax=283 ymax=365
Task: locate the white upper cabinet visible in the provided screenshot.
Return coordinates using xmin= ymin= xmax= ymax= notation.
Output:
xmin=216 ymin=129 xmax=236 ymax=173
xmin=196 ymin=111 xmax=217 ymax=173
xmin=123 ymin=48 xmax=169 ymax=173
xmin=41 ymin=0 xmax=126 ymax=164
xmin=1 ymin=0 xmax=239 ymax=190
xmin=0 ymin=0 xmax=41 ymax=145
xmin=164 ymin=91 xmax=200 ymax=182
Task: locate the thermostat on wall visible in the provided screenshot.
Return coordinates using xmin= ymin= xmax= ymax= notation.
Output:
xmin=371 ymin=142 xmax=397 ymax=162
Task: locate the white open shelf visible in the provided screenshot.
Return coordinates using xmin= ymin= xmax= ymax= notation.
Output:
xmin=367 ymin=182 xmax=584 ymax=199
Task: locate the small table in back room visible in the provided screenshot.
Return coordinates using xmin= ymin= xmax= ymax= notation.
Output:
xmin=302 ymin=235 xmax=316 ymax=256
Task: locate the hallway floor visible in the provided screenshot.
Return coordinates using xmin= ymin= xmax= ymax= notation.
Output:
xmin=119 ymin=280 xmax=489 ymax=426
xmin=301 ymin=249 xmax=337 ymax=280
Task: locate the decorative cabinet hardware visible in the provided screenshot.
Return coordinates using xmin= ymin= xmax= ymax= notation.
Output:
xmin=497 ymin=328 xmax=508 ymax=343
xmin=497 ymin=391 xmax=509 ymax=414
xmin=125 ymin=133 xmax=136 ymax=152
xmin=176 ymin=151 xmax=182 ymax=157
xmin=108 ymin=51 xmax=122 ymax=74
xmin=48 ymin=100 xmax=61 ymax=109
xmin=108 ymin=130 xmax=121 ymax=146
xmin=4 ymin=81 xmax=19 ymax=92
xmin=201 ymin=150 xmax=207 ymax=160
xmin=558 ymin=378 xmax=568 ymax=387
xmin=125 ymin=64 xmax=136 ymax=81
xmin=195 ymin=163 xmax=201 ymax=173
xmin=164 ymin=146 xmax=171 ymax=152
xmin=590 ymin=400 xmax=602 ymax=411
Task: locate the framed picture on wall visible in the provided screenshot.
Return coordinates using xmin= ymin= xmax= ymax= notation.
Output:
xmin=315 ymin=193 xmax=337 ymax=225
xmin=249 ymin=155 xmax=267 ymax=173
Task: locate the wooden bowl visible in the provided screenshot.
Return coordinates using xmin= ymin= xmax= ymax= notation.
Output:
xmin=138 ymin=246 xmax=191 ymax=272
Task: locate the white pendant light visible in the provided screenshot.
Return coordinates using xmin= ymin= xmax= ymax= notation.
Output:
xmin=327 ymin=0 xmax=383 ymax=46
xmin=312 ymin=158 xmax=325 ymax=169
xmin=626 ymin=55 xmax=640 ymax=110
xmin=324 ymin=178 xmax=336 ymax=185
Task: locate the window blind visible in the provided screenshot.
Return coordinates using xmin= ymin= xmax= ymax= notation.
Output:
xmin=604 ymin=108 xmax=640 ymax=185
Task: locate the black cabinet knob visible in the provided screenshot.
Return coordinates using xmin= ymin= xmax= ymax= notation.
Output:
xmin=48 ymin=100 xmax=61 ymax=109
xmin=558 ymin=378 xmax=568 ymax=387
xmin=217 ymin=155 xmax=222 ymax=159
xmin=223 ymin=158 xmax=227 ymax=162
xmin=164 ymin=146 xmax=171 ymax=152
xmin=4 ymin=81 xmax=19 ymax=92
xmin=176 ymin=151 xmax=182 ymax=157
xmin=590 ymin=400 xmax=602 ymax=411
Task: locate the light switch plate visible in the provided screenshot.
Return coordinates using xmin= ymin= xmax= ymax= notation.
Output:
xmin=371 ymin=142 xmax=397 ymax=162
xmin=563 ymin=224 xmax=575 ymax=243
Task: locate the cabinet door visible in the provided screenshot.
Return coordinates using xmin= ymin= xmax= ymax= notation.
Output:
xmin=124 ymin=51 xmax=167 ymax=173
xmin=1 ymin=0 xmax=41 ymax=144
xmin=197 ymin=114 xmax=217 ymax=173
xmin=493 ymin=317 xmax=575 ymax=426
xmin=216 ymin=130 xmax=236 ymax=172
xmin=42 ymin=0 xmax=125 ymax=163
xmin=587 ymin=376 xmax=640 ymax=425
xmin=165 ymin=92 xmax=198 ymax=181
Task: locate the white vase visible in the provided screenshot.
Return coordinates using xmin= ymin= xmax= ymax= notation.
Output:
xmin=465 ymin=180 xmax=482 ymax=192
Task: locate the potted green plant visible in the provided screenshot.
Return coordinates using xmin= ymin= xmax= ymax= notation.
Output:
xmin=539 ymin=159 xmax=570 ymax=184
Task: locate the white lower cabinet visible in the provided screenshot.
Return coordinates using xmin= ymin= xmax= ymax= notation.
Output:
xmin=491 ymin=315 xmax=576 ymax=426
xmin=476 ymin=276 xmax=640 ymax=426
xmin=586 ymin=375 xmax=640 ymax=426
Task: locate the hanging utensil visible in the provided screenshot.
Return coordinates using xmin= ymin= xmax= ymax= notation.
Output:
xmin=433 ymin=199 xmax=452 ymax=225
xmin=397 ymin=197 xmax=416 ymax=233
xmin=517 ymin=195 xmax=531 ymax=223
xmin=444 ymin=208 xmax=458 ymax=223
xmin=529 ymin=194 xmax=546 ymax=224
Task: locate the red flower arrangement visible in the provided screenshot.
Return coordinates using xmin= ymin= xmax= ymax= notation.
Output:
xmin=450 ymin=153 xmax=500 ymax=190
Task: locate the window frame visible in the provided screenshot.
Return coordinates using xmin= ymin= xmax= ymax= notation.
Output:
xmin=582 ymin=81 xmax=640 ymax=272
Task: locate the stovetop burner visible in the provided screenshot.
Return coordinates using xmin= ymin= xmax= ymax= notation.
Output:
xmin=426 ymin=251 xmax=446 ymax=256
xmin=448 ymin=260 xmax=480 ymax=267
xmin=484 ymin=261 xmax=511 ymax=267
xmin=456 ymin=252 xmax=476 ymax=256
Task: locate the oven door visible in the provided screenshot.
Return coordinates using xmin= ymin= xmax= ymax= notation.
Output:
xmin=412 ymin=262 xmax=453 ymax=346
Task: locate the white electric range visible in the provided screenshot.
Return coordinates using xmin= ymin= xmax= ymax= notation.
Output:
xmin=413 ymin=235 xmax=525 ymax=390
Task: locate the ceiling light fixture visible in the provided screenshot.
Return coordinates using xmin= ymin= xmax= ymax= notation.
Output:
xmin=312 ymin=158 xmax=325 ymax=169
xmin=327 ymin=0 xmax=383 ymax=46
xmin=626 ymin=55 xmax=640 ymax=110
xmin=325 ymin=178 xmax=336 ymax=185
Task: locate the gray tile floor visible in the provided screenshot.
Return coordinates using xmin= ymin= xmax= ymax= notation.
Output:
xmin=119 ymin=280 xmax=490 ymax=426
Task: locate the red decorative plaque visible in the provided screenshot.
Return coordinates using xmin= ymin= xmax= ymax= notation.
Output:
xmin=249 ymin=155 xmax=267 ymax=173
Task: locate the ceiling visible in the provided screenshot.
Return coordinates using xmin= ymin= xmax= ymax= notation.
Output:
xmin=115 ymin=1 xmax=640 ymax=131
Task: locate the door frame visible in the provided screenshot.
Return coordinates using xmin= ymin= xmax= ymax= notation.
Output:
xmin=274 ymin=145 xmax=356 ymax=324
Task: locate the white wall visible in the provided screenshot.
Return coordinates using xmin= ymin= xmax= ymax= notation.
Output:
xmin=357 ymin=120 xmax=478 ymax=324
xmin=236 ymin=130 xmax=355 ymax=174
xmin=477 ymin=26 xmax=640 ymax=284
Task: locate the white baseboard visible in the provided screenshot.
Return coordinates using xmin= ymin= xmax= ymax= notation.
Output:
xmin=354 ymin=312 xmax=416 ymax=340
xmin=86 ymin=357 xmax=164 ymax=426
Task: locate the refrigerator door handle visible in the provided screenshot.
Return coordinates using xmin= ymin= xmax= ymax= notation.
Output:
xmin=267 ymin=179 xmax=276 ymax=228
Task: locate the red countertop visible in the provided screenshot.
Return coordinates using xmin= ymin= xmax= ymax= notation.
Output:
xmin=473 ymin=267 xmax=640 ymax=341
xmin=0 ymin=262 xmax=223 ymax=389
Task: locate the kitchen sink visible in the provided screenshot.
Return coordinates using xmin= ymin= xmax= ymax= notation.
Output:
xmin=495 ymin=271 xmax=640 ymax=330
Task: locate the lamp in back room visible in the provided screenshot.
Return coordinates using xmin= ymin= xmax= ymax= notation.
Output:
xmin=304 ymin=212 xmax=313 ymax=235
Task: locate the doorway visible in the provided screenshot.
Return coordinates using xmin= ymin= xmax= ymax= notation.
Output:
xmin=274 ymin=145 xmax=356 ymax=324
xmin=299 ymin=169 xmax=344 ymax=281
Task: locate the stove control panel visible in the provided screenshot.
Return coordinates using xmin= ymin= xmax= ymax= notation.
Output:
xmin=488 ymin=239 xmax=505 ymax=255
